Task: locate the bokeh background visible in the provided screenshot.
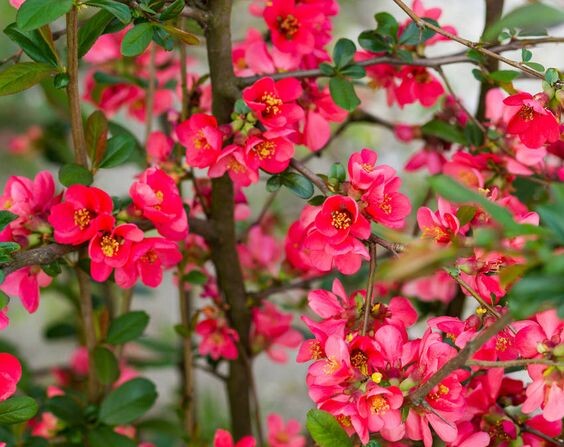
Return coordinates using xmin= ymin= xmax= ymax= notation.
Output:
xmin=0 ymin=0 xmax=562 ymax=439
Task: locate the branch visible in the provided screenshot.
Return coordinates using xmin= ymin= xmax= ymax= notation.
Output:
xmin=1 ymin=244 xmax=75 ymax=275
xmin=467 ymin=358 xmax=563 ymax=368
xmin=290 ymin=159 xmax=329 ymax=195
xmin=368 ymin=234 xmax=405 ymax=255
xmin=410 ymin=311 xmax=512 ymax=405
xmin=248 ymin=273 xmax=331 ymax=302
xmin=361 ymin=243 xmax=378 ymax=335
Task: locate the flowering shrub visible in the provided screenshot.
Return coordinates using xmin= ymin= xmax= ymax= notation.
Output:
xmin=0 ymin=0 xmax=562 ymax=446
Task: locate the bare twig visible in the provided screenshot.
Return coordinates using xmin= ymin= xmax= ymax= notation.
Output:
xmin=368 ymin=234 xmax=405 ymax=255
xmin=144 ymin=45 xmax=157 ymax=144
xmin=467 ymin=358 xmax=563 ymax=368
xmin=361 ymin=243 xmax=378 ymax=335
xmin=290 ymin=159 xmax=329 ymax=195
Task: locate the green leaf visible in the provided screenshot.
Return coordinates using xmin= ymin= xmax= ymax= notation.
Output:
xmin=0 ymin=211 xmax=18 ymax=232
xmin=78 ymin=10 xmax=115 ymax=58
xmin=0 ymin=397 xmax=38 ymax=425
xmin=281 ymin=172 xmax=314 ymax=199
xmin=421 ymin=119 xmax=467 ymax=145
xmin=3 ymin=23 xmax=58 ymax=66
xmin=53 ymin=73 xmax=69 ymax=89
xmin=160 ymin=24 xmax=199 ymax=46
xmin=266 ymin=175 xmax=282 ymax=193
xmin=329 ymin=77 xmax=360 ymax=112
xmin=0 ymin=62 xmax=56 ymax=96
xmin=88 ymin=426 xmax=137 ymax=447
xmin=399 ymin=21 xmax=420 ymax=45
xmin=58 ymin=163 xmax=94 ymax=187
xmin=332 ymin=38 xmax=356 ymax=69
xmin=93 ymin=346 xmax=120 ymax=385
xmin=99 ymin=133 xmax=135 ymax=168
xmin=521 ymin=48 xmax=532 ymax=62
xmin=544 ymin=68 xmax=559 ymax=85
xmin=160 ymin=0 xmax=185 ymax=21
xmin=509 ymin=272 xmax=564 ymax=319
xmin=319 ymin=63 xmax=335 ymax=77
xmin=121 ymin=23 xmax=154 ymax=57
xmin=0 ymin=292 xmax=10 ymax=309
xmin=374 ymin=12 xmax=399 ymax=39
xmin=16 ymin=0 xmax=73 ymax=31
xmin=44 ymin=320 xmax=76 ymax=339
xmin=456 ymin=205 xmax=477 ymax=226
xmin=483 ymin=3 xmax=564 ymax=42
xmin=86 ymin=0 xmax=132 ymax=24
xmin=107 ymin=311 xmax=150 ymax=345
xmin=358 ymin=30 xmax=389 ymax=53
xmin=329 ymin=162 xmax=346 ymax=182
xmin=489 ymin=70 xmax=520 ymax=83
xmin=184 ymin=270 xmax=207 ymax=285
xmin=308 ymin=195 xmax=325 ymax=206
xmin=463 ymin=123 xmax=484 ymax=147
xmin=46 ymin=395 xmax=83 ymax=425
xmin=339 ymin=64 xmax=365 ymax=79
xmin=306 ymin=409 xmax=353 ymax=447
xmin=99 ymin=378 xmax=158 ymax=425
xmin=86 ymin=110 xmax=109 ymax=168
xmin=523 ymin=61 xmax=545 ymax=72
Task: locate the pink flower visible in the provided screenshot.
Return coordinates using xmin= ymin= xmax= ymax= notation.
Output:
xmin=88 ymin=223 xmax=144 ymax=282
xmin=176 ymin=113 xmax=224 ymax=168
xmin=242 ymin=77 xmax=304 ymax=129
xmin=213 ymin=429 xmax=256 ymax=447
xmin=356 ymin=385 xmax=404 ymax=443
xmin=267 ymin=413 xmax=306 ymax=447
xmin=115 ymin=238 xmax=182 ymax=289
xmin=348 ymin=148 xmax=396 ymax=190
xmin=0 ymin=267 xmax=52 ymax=313
xmin=48 ymin=185 xmax=114 ymax=245
xmin=314 ymin=195 xmax=371 ymax=244
xmin=245 ymin=134 xmax=294 ymax=174
xmin=362 ymin=176 xmax=411 ymax=229
xmin=0 ymin=353 xmax=22 ymax=400
xmin=196 ymin=316 xmax=239 ymax=361
xmin=263 ymin=0 xmax=322 ymax=55
xmin=503 ymin=92 xmax=560 ymax=148
xmin=9 ymin=0 xmax=25 ymax=8
xmin=402 ymin=270 xmax=457 ymax=303
xmin=208 ymin=144 xmax=259 ymax=187
xmin=394 ymin=66 xmax=444 ymax=108
xmin=146 ymin=131 xmax=173 ymax=164
xmin=417 ymin=200 xmax=460 ymax=244
xmin=129 ymin=167 xmax=188 ymax=241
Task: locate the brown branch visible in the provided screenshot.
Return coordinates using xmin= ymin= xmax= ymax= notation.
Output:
xmin=248 ymin=273 xmax=331 ymax=302
xmin=178 ymin=273 xmax=195 ymax=439
xmin=361 ymin=244 xmax=378 ymax=335
xmin=144 ymin=45 xmax=157 ymax=144
xmin=467 ymin=358 xmax=563 ymax=368
xmin=290 ymin=159 xmax=329 ymax=195
xmin=410 ymin=311 xmax=512 ymax=405
xmin=1 ymin=244 xmax=75 ymax=275
xmin=368 ymin=234 xmax=405 ymax=255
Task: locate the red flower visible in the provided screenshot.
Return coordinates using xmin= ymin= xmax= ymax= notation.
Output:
xmin=176 ymin=113 xmax=224 ymax=168
xmin=88 ymin=223 xmax=144 ymax=282
xmin=213 ymin=429 xmax=255 ymax=447
xmin=314 ymin=195 xmax=370 ymax=244
xmin=130 ymin=167 xmax=188 ymax=241
xmin=0 ymin=353 xmax=21 ymax=401
xmin=503 ymin=92 xmax=560 ymax=148
xmin=362 ymin=177 xmax=411 ymax=229
xmin=48 ymin=185 xmax=114 ymax=245
xmin=208 ymin=144 xmax=259 ymax=187
xmin=242 ymin=77 xmax=304 ymax=129
xmin=263 ymin=0 xmax=322 ymax=55
xmin=246 ymin=134 xmax=295 ymax=174
xmin=394 ymin=66 xmax=444 ymax=108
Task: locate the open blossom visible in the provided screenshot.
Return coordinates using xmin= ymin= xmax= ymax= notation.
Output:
xmin=195 ymin=315 xmax=239 ymax=361
xmin=394 ymin=66 xmax=444 ymax=108
xmin=48 ymin=185 xmax=114 ymax=245
xmin=88 ymin=223 xmax=144 ymax=282
xmin=176 ymin=113 xmax=224 ymax=168
xmin=348 ymin=148 xmax=396 ymax=190
xmin=242 ymin=77 xmax=304 ymax=129
xmin=417 ymin=200 xmax=461 ymax=244
xmin=503 ymin=92 xmax=560 ymax=148
xmin=0 ymin=353 xmax=22 ymax=401
xmin=267 ymin=413 xmax=306 ymax=447
xmin=362 ymin=176 xmax=411 ymax=229
xmin=0 ymin=267 xmax=52 ymax=314
xmin=263 ymin=0 xmax=322 ymax=55
xmin=213 ymin=429 xmax=255 ymax=447
xmin=208 ymin=144 xmax=259 ymax=187
xmin=146 ymin=131 xmax=173 ymax=165
xmin=115 ymin=238 xmax=182 ymax=289
xmin=314 ymin=195 xmax=371 ymax=245
xmin=245 ymin=133 xmax=294 ymax=174
xmin=129 ymin=167 xmax=188 ymax=241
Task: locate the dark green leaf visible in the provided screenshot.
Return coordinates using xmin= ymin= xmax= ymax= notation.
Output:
xmin=121 ymin=23 xmax=154 ymax=57
xmin=53 ymin=73 xmax=69 ymax=89
xmin=184 ymin=270 xmax=207 ymax=285
xmin=374 ymin=12 xmax=399 ymax=39
xmin=99 ymin=133 xmax=135 ymax=168
xmin=88 ymin=426 xmax=137 ymax=447
xmin=319 ymin=63 xmax=335 ymax=76
xmin=523 ymin=61 xmax=545 ymax=72
xmin=398 ymin=21 xmax=420 ymax=45
xmin=86 ymin=0 xmax=132 ymax=24
xmin=307 ymin=195 xmax=325 ymax=206
xmin=3 ymin=23 xmax=58 ymax=66
xmin=306 ymin=409 xmax=353 ymax=447
xmin=160 ymin=0 xmax=185 ymax=21
xmin=86 ymin=110 xmax=109 ymax=168
xmin=421 ymin=119 xmax=466 ymax=145
xmin=329 ymin=77 xmax=360 ymax=112
xmin=58 ymin=164 xmax=94 ymax=187
xmin=509 ymin=272 xmax=564 ymax=319
xmin=266 ymin=175 xmax=282 ymax=193
xmin=281 ymin=172 xmax=314 ymax=199
xmin=41 ymin=261 xmax=62 ymax=277
xmin=358 ymin=30 xmax=389 ymax=53
xmin=46 ymin=395 xmax=83 ymax=425
xmin=93 ymin=346 xmax=120 ymax=385
xmin=489 ymin=70 xmax=520 ymax=83
xmin=44 ymin=321 xmax=76 ymax=339
xmin=16 ymin=0 xmax=73 ymax=31
xmin=521 ymin=48 xmax=532 ymax=62
xmin=0 ymin=62 xmax=56 ymax=96
xmin=0 ymin=397 xmax=38 ymax=425
xmin=472 ymin=68 xmax=487 ymax=82
xmin=0 ymin=211 xmax=18 ymax=232
xmin=339 ymin=64 xmax=366 ymax=79
xmin=463 ymin=123 xmax=484 ymax=147
xmin=152 ymin=26 xmax=174 ymax=51
xmin=329 ymin=162 xmax=346 ymax=182
xmin=456 ymin=205 xmax=477 ymax=226
xmin=544 ymin=68 xmax=559 ymax=85
xmin=0 ymin=292 xmax=9 ymax=309
xmin=78 ymin=10 xmax=115 ymax=58
xmin=332 ymin=38 xmax=356 ymax=69
xmin=107 ymin=311 xmax=150 ymax=345
xmin=99 ymin=378 xmax=158 ymax=425
xmin=483 ymin=3 xmax=564 ymax=42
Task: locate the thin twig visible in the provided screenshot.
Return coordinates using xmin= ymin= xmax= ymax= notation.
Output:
xmin=368 ymin=234 xmax=405 ymax=255
xmin=290 ymin=159 xmax=329 ymax=195
xmin=361 ymin=244 xmax=378 ymax=335
xmin=144 ymin=45 xmax=157 ymax=144
xmin=248 ymin=273 xmax=331 ymax=302
xmin=447 ymin=270 xmax=502 ymax=319
xmin=467 ymin=358 xmax=563 ymax=368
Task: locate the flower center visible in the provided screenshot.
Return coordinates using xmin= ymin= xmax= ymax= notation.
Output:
xmin=278 ymin=14 xmax=300 ymax=39
xmin=141 ymin=250 xmax=158 ymax=264
xmin=323 ymin=356 xmax=339 ymax=375
xmin=379 ymin=194 xmax=392 ymax=215
xmin=74 ymin=208 xmax=93 ymax=230
xmin=370 ymin=395 xmax=390 ymax=414
xmin=496 ymin=336 xmax=509 ymax=352
xmin=518 ymin=105 xmax=535 ymax=121
xmin=351 ymin=350 xmax=369 ymax=376
xmin=254 ymin=141 xmax=276 ymax=160
xmin=228 ymin=159 xmax=246 ymax=174
xmin=331 ymin=210 xmax=353 ymax=230
xmin=193 ymin=130 xmax=211 ymax=150
xmin=261 ymin=92 xmax=283 ymax=116
xmin=310 ymin=340 xmax=324 ymax=360
xmin=422 ymin=225 xmax=449 ymax=242
xmin=361 ymin=162 xmax=374 ymax=173
xmin=428 ymin=383 xmax=450 ymax=401
xmin=100 ymin=235 xmax=121 ymax=257
xmin=336 ymin=415 xmax=352 ymax=428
